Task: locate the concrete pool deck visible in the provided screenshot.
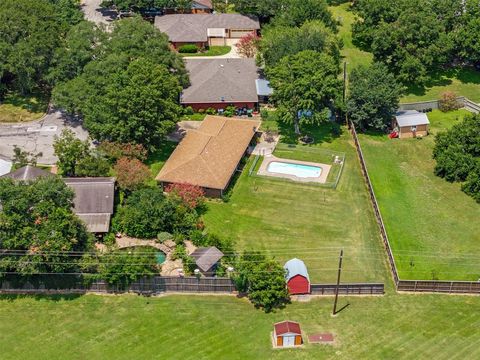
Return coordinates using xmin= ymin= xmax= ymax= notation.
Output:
xmin=257 ymin=155 xmax=331 ymax=184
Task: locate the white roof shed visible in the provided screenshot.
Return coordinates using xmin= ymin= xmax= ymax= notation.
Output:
xmin=395 ymin=110 xmax=430 ymax=127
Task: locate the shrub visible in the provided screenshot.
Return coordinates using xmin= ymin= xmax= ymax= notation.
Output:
xmin=206 ymin=107 xmax=216 ymax=115
xmin=197 ymin=108 xmax=205 ymax=114
xmin=183 ymin=106 xmax=194 ymax=115
xmin=156 ymin=231 xmax=173 ymax=243
xmin=164 ymin=183 xmax=205 ymax=210
xmin=178 ymin=44 xmax=198 ymax=53
xmin=236 ymin=32 xmax=259 ymax=58
xmin=98 ymin=141 xmax=147 ymax=162
xmin=260 ymin=109 xmax=269 ymax=120
xmin=75 ymin=154 xmax=110 ymax=177
xmin=223 ymin=105 xmax=236 ymax=117
xmin=113 ymin=157 xmax=151 ymax=192
xmin=439 ymin=91 xmax=460 ymax=112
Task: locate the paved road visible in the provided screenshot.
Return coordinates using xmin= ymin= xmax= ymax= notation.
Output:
xmin=0 ymin=110 xmax=89 ymax=165
xmin=80 ymin=0 xmax=117 ymax=25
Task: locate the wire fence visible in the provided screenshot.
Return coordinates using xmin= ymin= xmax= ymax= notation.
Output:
xmin=349 ymin=121 xmax=480 ymax=294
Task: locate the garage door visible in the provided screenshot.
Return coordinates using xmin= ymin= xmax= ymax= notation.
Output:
xmin=209 ymin=37 xmax=226 ymax=46
xmin=230 ymin=30 xmax=254 ymax=38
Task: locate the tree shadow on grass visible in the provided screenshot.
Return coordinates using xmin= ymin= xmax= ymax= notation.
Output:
xmin=0 ymin=293 xmax=83 ymax=302
xmin=277 ymin=121 xmax=343 ymax=145
xmin=1 ymin=91 xmax=49 ymax=114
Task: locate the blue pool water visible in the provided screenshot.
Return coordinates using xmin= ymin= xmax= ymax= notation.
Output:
xmin=267 ymin=161 xmax=322 ymax=178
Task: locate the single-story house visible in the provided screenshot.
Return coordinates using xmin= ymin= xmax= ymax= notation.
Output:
xmin=284 ymin=258 xmax=310 ymax=295
xmin=182 ymin=58 xmax=264 ymax=111
xmin=393 ymin=110 xmax=430 ymax=138
xmin=154 ymin=13 xmax=260 ymax=48
xmin=156 ymin=115 xmax=260 ymax=197
xmin=63 ymin=178 xmax=115 ymax=233
xmin=0 ymin=165 xmax=54 ymax=181
xmin=190 ymin=246 xmax=224 ymax=276
xmin=164 ymin=0 xmax=213 ymax=14
xmin=273 ymin=321 xmax=303 ymax=348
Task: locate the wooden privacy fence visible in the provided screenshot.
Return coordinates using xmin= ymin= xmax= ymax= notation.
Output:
xmin=0 ymin=274 xmax=236 ymax=295
xmin=350 ymin=121 xmax=480 ymax=295
xmin=310 ymin=283 xmax=384 ymax=295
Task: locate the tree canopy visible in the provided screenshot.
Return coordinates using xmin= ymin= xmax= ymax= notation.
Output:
xmin=347 ymin=63 xmax=404 ymax=131
xmin=0 ymin=176 xmax=92 ymax=275
xmin=266 ymin=50 xmax=341 ymax=134
xmin=53 ymin=18 xmax=186 ymax=150
xmin=259 ymin=21 xmax=341 ymax=68
xmin=433 ymin=114 xmax=480 ymax=202
xmin=352 ymin=0 xmax=480 ymax=85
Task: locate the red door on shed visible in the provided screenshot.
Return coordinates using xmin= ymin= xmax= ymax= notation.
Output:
xmin=287 ymin=274 xmax=310 ymax=295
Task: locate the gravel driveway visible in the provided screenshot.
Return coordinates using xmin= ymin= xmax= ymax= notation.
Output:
xmin=0 ymin=110 xmax=89 ymax=165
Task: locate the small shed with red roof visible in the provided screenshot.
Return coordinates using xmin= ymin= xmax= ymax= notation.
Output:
xmin=273 ymin=321 xmax=303 ymax=347
xmin=284 ymin=258 xmax=310 ymax=295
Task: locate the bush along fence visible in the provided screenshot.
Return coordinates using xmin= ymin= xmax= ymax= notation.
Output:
xmin=349 ymin=121 xmax=480 ymax=295
xmin=398 ymin=97 xmax=480 ymax=113
xmin=0 ymin=274 xmax=236 ymax=295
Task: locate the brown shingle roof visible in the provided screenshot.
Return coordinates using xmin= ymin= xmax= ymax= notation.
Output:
xmin=154 ymin=14 xmax=260 ymax=43
xmin=182 ymin=59 xmax=260 ymax=104
xmin=274 ymin=321 xmax=302 ymax=336
xmin=156 ymin=115 xmax=259 ymax=190
xmin=190 ymin=246 xmax=224 ymax=272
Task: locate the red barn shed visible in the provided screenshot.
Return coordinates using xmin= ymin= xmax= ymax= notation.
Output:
xmin=284 ymin=258 xmax=310 ymax=295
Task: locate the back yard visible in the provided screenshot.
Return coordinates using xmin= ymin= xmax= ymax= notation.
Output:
xmin=359 ymin=110 xmax=480 ymax=281
xmin=1 ymin=293 xmax=479 ymax=360
xmin=204 ymin=122 xmax=388 ymax=284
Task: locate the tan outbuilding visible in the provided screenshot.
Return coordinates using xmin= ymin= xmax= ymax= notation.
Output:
xmin=393 ymin=110 xmax=430 ymax=138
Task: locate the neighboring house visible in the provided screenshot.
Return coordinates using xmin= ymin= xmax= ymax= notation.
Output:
xmin=154 ymin=13 xmax=260 ymax=48
xmin=190 ymin=246 xmax=224 ymax=276
xmin=164 ymin=0 xmax=213 ymax=14
xmin=63 ymin=178 xmax=115 ymax=233
xmin=182 ymin=58 xmax=264 ymax=111
xmin=284 ymin=258 xmax=311 ymax=295
xmin=0 ymin=167 xmax=115 ymax=233
xmin=0 ymin=165 xmax=53 ymax=181
xmin=156 ymin=115 xmax=260 ymax=197
xmin=393 ymin=110 xmax=430 ymax=138
xmin=273 ymin=321 xmax=303 ymax=348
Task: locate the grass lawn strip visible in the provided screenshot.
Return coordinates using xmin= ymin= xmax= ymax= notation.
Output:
xmin=180 ymin=46 xmax=231 ymax=57
xmin=0 ymin=293 xmax=479 ymax=359
xmin=359 ymin=110 xmax=480 ymax=281
xmin=0 ymin=92 xmax=48 ymax=123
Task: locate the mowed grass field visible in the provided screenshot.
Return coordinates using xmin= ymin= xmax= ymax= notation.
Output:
xmin=330 ymin=3 xmax=480 ymax=103
xmin=358 ymin=110 xmax=480 ymax=281
xmin=1 ymin=293 xmax=479 ymax=360
xmin=204 ymin=123 xmax=388 ymax=283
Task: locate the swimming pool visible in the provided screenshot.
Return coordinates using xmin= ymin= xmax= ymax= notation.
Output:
xmin=267 ymin=161 xmax=322 ymax=178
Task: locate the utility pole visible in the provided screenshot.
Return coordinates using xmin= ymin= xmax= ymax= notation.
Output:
xmin=332 ymin=249 xmax=344 ymax=315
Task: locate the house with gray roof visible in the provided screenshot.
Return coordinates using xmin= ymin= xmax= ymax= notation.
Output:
xmin=393 ymin=110 xmax=430 ymax=138
xmin=190 ymin=246 xmax=224 ymax=276
xmin=154 ymin=13 xmax=260 ymax=48
xmin=0 ymin=165 xmax=54 ymax=181
xmin=63 ymin=177 xmax=115 ymax=233
xmin=182 ymin=58 xmax=264 ymax=111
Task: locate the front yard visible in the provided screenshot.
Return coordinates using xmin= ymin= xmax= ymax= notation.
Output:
xmin=204 ymin=122 xmax=389 ymax=284
xmin=0 ymin=91 xmax=48 ymax=122
xmin=1 ymin=293 xmax=479 ymax=359
xmin=180 ymin=46 xmax=231 ymax=57
xmin=358 ymin=110 xmax=480 ymax=281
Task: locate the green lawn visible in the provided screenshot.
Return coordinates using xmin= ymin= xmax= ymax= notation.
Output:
xmin=329 ymin=3 xmax=373 ymax=69
xmin=0 ymin=91 xmax=49 ymax=122
xmin=1 ymin=293 xmax=479 ymax=359
xmin=358 ymin=110 xmax=480 ymax=281
xmin=145 ymin=141 xmax=177 ymax=181
xmin=204 ymin=122 xmax=389 ymax=283
xmin=329 ymin=3 xmax=480 ymax=103
xmin=180 ymin=46 xmax=231 ymax=57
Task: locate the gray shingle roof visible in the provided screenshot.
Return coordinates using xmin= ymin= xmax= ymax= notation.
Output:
xmin=181 ymin=58 xmax=260 ymax=104
xmin=0 ymin=165 xmax=54 ymax=181
xmin=154 ymin=14 xmax=260 ymax=43
xmin=395 ymin=110 xmax=430 ymax=127
xmin=62 ymin=177 xmax=115 ymax=233
xmin=284 ymin=258 xmax=310 ymax=282
xmin=190 ymin=246 xmax=224 ymax=272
